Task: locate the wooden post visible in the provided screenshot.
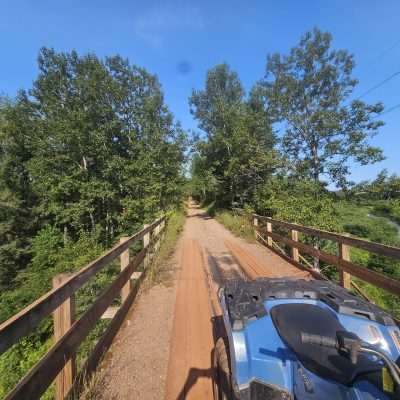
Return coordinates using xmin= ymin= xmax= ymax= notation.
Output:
xmin=266 ymin=222 xmax=273 ymax=247
xmin=291 ymin=229 xmax=299 ymax=262
xmin=339 ymin=240 xmax=351 ymax=290
xmin=120 ymin=237 xmax=130 ymax=302
xmin=155 ymin=223 xmax=160 ymax=252
xmin=143 ymin=224 xmax=150 ymax=268
xmin=253 ymin=216 xmax=258 ymax=239
xmin=161 ymin=219 xmax=165 ymax=240
xmin=53 ymin=274 xmax=75 ymax=400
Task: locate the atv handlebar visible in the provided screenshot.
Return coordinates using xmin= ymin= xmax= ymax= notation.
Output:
xmin=300 ymin=330 xmax=400 ymax=388
xmin=301 ymin=330 xmax=360 ymax=364
xmin=300 ymin=333 xmax=337 ymax=349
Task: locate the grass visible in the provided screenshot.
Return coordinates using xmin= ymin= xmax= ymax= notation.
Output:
xmin=331 ymin=201 xmax=400 ymax=318
xmin=76 ymin=367 xmax=107 ymax=400
xmin=146 ymin=208 xmax=186 ymax=285
xmin=334 ymin=201 xmax=400 ymax=246
xmin=205 ymin=203 xmax=255 ymax=242
xmin=215 ymin=211 xmax=255 ymax=242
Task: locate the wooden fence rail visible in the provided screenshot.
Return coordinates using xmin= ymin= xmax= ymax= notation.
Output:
xmin=0 ymin=216 xmax=166 ymax=400
xmin=251 ymin=214 xmax=400 ymax=296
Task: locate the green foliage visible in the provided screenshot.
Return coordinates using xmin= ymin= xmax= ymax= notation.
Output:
xmin=349 ymin=169 xmax=400 ymax=202
xmin=214 ymin=211 xmax=255 ymax=242
xmin=252 ymin=28 xmax=384 ymax=188
xmin=205 ymin=201 xmax=216 ymax=217
xmin=254 ymin=178 xmax=339 ymax=232
xmin=189 ymin=154 xmax=218 ymax=204
xmin=0 ymin=48 xmax=186 ymax=398
xmin=0 ymin=97 xmax=37 ymax=288
xmin=0 ymin=224 xmax=107 ymax=396
xmin=147 ymin=208 xmax=186 ymax=285
xmin=353 ymin=279 xmax=400 ymax=318
xmin=373 ymin=199 xmax=400 ymax=225
xmin=189 ymin=64 xmax=277 ymax=206
xmin=0 ymin=47 xmax=187 ymax=287
xmin=335 ymin=201 xmax=400 ymax=246
xmin=334 ymin=200 xmax=400 ymax=316
xmin=0 ymin=326 xmax=54 ymax=399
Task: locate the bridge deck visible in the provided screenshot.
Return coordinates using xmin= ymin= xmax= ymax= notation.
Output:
xmin=97 ymin=205 xmax=310 ymax=399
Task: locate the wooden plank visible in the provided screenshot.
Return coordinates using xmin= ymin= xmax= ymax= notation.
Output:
xmin=4 ymin=247 xmax=147 ymax=400
xmin=100 ymin=306 xmax=119 ymax=320
xmin=53 ymin=275 xmax=75 ymax=400
xmin=261 ymin=229 xmax=347 ymax=266
xmin=259 ymin=228 xmax=400 ymax=296
xmin=266 ymin=222 xmax=273 ymax=247
xmin=255 ymin=232 xmax=326 ymax=280
xmin=291 ymin=229 xmax=299 ymax=263
xmin=253 ymin=216 xmax=258 ymax=240
xmin=339 ymin=241 xmax=351 ymax=290
xmin=254 ymin=214 xmax=400 ymax=260
xmin=0 ymin=217 xmax=164 ymax=355
xmin=143 ymin=224 xmax=150 ymax=269
xmin=338 ymin=258 xmax=400 ymax=296
xmin=131 ymin=271 xmax=143 ymax=280
xmin=120 ymin=237 xmax=130 ymax=302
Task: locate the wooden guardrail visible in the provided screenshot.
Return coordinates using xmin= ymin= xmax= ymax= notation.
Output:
xmin=0 ymin=216 xmax=166 ymax=400
xmin=252 ymin=214 xmax=400 ymax=296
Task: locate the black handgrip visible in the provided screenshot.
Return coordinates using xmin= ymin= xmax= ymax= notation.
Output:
xmin=300 ymin=333 xmax=337 ymax=349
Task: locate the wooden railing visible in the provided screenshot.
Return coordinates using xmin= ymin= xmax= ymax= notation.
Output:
xmin=252 ymin=214 xmax=400 ymax=297
xmin=0 ymin=216 xmax=166 ymax=400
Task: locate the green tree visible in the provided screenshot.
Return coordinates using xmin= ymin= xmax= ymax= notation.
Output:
xmin=252 ymin=28 xmax=384 ymax=188
xmin=0 ymin=48 xmax=187 ymax=397
xmin=189 ymin=153 xmax=218 ymax=203
xmin=0 ymin=96 xmax=38 ymax=288
xmin=0 ymin=48 xmax=187 ymax=290
xmin=254 ymin=177 xmax=339 ymax=232
xmin=189 ymin=64 xmax=276 ymax=206
xmin=24 ymin=49 xmax=186 ymax=242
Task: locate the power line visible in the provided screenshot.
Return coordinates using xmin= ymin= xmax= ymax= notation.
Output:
xmin=354 ymin=70 xmax=400 ymax=101
xmin=368 ymin=38 xmax=400 ymax=66
xmin=373 ymin=102 xmax=400 ymax=119
xmin=347 ymin=37 xmax=400 ymax=103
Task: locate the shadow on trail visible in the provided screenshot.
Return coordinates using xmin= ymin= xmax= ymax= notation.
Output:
xmin=174 ymin=366 xmax=214 ymax=400
xmin=187 ymin=212 xmax=213 ymax=220
xmin=174 ymin=315 xmax=226 ymax=400
xmin=206 ymin=251 xmax=245 ymax=287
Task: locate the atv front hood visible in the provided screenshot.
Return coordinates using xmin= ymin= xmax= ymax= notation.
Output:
xmin=221 ymin=279 xmax=400 ymax=400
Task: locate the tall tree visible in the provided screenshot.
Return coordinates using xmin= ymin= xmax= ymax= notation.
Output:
xmin=252 ymin=28 xmax=384 ymax=188
xmin=0 ymin=96 xmax=38 ymax=288
xmin=189 ymin=64 xmax=276 ymax=205
xmin=0 ymin=48 xmax=187 ymax=288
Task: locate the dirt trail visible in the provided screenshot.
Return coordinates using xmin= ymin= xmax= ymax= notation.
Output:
xmin=96 ymin=204 xmax=310 ymax=399
xmin=165 ymin=239 xmax=215 ymax=400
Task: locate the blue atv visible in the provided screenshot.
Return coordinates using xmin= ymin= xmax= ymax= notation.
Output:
xmin=214 ymin=278 xmax=400 ymax=399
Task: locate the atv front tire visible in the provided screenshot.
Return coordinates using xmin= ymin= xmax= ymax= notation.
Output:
xmin=213 ymin=337 xmax=234 ymax=400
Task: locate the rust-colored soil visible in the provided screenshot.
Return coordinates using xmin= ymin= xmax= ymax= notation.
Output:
xmin=165 ymin=239 xmax=215 ymax=400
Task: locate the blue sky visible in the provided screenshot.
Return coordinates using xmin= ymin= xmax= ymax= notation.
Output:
xmin=1 ymin=0 xmax=399 ymax=183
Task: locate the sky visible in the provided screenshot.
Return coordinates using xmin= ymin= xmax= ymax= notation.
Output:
xmin=1 ymin=0 xmax=399 ymax=184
